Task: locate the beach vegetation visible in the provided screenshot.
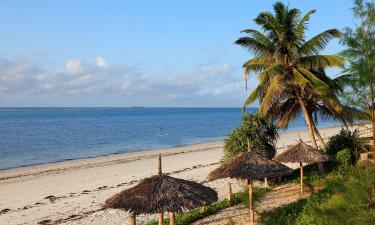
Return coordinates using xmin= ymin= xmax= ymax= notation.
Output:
xmin=260 ymin=163 xmax=375 ymax=225
xmin=326 ymin=128 xmax=368 ymax=160
xmin=335 ymin=148 xmax=353 ymax=169
xmin=224 ymin=113 xmax=278 ymax=159
xmin=235 ymin=1 xmax=347 ymax=150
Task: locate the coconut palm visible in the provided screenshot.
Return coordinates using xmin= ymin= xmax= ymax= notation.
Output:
xmin=267 ymin=71 xmax=354 ymax=150
xmin=235 ymin=2 xmax=344 ymax=149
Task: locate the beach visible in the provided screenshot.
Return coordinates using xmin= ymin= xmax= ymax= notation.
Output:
xmin=0 ymin=124 xmax=368 ymax=225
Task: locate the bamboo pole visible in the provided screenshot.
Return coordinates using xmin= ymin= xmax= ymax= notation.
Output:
xmin=227 ymin=181 xmax=232 ymax=202
xmin=300 ymin=162 xmax=303 ymax=195
xmin=169 ymin=212 xmax=175 ymax=225
xmin=247 ymin=179 xmax=254 ymax=224
xmin=128 ymin=213 xmax=136 ymax=225
xmin=158 ymin=212 xmax=164 ymax=225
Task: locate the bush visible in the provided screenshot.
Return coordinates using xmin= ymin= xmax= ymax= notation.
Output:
xmin=295 ymin=164 xmax=375 ymax=225
xmin=326 ymin=128 xmax=367 ymax=160
xmin=224 ymin=113 xmax=278 ymax=159
xmin=261 ymin=164 xmax=375 ymax=225
xmin=335 ymin=148 xmax=353 ymax=168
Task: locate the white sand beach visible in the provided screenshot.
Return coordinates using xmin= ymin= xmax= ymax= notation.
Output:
xmin=0 ymin=124 xmax=370 ymax=225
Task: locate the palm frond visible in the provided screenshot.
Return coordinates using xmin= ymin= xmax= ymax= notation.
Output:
xmin=259 ymin=75 xmax=285 ymax=114
xmin=242 ymin=56 xmax=273 ymax=74
xmin=258 ymin=63 xmax=286 ymax=84
xmin=243 ymin=86 xmax=261 ymax=111
xmin=240 ymin=29 xmax=273 ymax=47
xmin=235 ymin=37 xmax=272 ymax=56
xmin=295 ymin=10 xmax=316 ymax=39
xmin=291 ymin=68 xmax=310 ymax=89
xmin=296 ymin=66 xmax=329 ymax=88
xmin=300 ymin=29 xmax=341 ymax=55
xmin=300 ymin=55 xmax=345 ymax=70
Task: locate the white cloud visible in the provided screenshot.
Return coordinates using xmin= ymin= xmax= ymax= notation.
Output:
xmin=65 ymin=58 xmax=82 ymax=74
xmin=96 ymin=57 xmax=108 ymax=69
xmin=0 ymin=57 xmax=246 ymax=106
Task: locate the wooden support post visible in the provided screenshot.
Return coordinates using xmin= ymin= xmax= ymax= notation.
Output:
xmin=227 ymin=181 xmax=232 ymax=202
xmin=158 ymin=212 xmax=164 ymax=225
xmin=128 ymin=213 xmax=136 ymax=225
xmin=247 ymin=179 xmax=254 ymax=224
xmin=158 ymin=154 xmax=162 ymax=176
xmin=300 ymin=162 xmax=304 ymax=196
xmin=169 ymin=212 xmax=175 ymax=225
xmin=264 ymin=177 xmax=269 ymax=188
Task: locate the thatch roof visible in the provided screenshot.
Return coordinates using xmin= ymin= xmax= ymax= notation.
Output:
xmin=104 ymin=175 xmax=218 ymax=215
xmin=208 ymin=151 xmax=292 ymax=181
xmin=273 ymin=140 xmax=330 ymax=163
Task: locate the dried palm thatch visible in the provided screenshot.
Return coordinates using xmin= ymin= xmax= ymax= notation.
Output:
xmin=104 ymin=174 xmax=218 ymax=215
xmin=273 ymin=140 xmax=330 ymax=195
xmin=208 ymin=151 xmax=292 ymax=181
xmin=273 ymin=140 xmax=330 ymax=163
xmin=208 ymin=150 xmax=292 ymax=224
xmin=105 ymin=154 xmax=217 ymax=225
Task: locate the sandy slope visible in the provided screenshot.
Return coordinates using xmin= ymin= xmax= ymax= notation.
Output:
xmin=0 ymin=124 xmax=369 ymax=225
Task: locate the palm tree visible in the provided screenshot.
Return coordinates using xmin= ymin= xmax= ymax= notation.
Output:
xmin=267 ymin=70 xmax=354 ymax=151
xmin=235 ymin=2 xmax=344 ymax=149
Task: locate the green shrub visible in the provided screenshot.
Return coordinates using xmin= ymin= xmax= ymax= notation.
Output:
xmin=224 ymin=113 xmax=278 ymax=159
xmin=326 ymin=128 xmax=367 ymax=160
xmin=261 ymin=164 xmax=375 ymax=225
xmin=296 ymin=164 xmax=375 ymax=225
xmin=335 ymin=148 xmax=353 ymax=168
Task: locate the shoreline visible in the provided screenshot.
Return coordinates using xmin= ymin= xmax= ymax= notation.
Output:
xmin=0 ymin=122 xmax=344 ymax=172
xmin=0 ymin=140 xmax=224 ymax=184
xmin=0 ymin=138 xmax=224 ymax=172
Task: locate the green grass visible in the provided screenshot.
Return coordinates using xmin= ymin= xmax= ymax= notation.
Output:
xmin=144 ymin=186 xmax=268 ymax=225
xmin=260 ymin=164 xmax=375 ymax=225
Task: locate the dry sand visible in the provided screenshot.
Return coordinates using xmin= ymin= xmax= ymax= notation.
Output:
xmin=0 ymin=124 xmax=370 ymax=225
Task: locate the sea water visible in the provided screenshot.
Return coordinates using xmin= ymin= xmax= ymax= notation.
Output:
xmin=0 ymin=107 xmax=337 ymax=170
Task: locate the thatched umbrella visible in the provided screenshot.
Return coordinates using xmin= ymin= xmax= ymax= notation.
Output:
xmin=208 ymin=150 xmax=292 ymax=224
xmin=105 ymin=154 xmax=218 ymax=225
xmin=273 ymin=140 xmax=330 ymax=195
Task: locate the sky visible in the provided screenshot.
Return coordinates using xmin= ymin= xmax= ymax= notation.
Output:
xmin=0 ymin=0 xmax=356 ymax=107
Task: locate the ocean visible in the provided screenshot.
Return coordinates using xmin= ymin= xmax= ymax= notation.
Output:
xmin=0 ymin=107 xmax=337 ymax=170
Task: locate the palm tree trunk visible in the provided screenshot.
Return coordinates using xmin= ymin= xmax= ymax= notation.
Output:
xmin=313 ymin=123 xmax=326 ymax=173
xmin=296 ymin=96 xmax=318 ymax=149
xmin=297 ymin=96 xmax=324 ymax=173
xmin=312 ymin=120 xmax=327 ymax=151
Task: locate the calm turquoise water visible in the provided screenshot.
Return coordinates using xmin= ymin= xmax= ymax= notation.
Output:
xmin=0 ymin=108 xmax=336 ymax=170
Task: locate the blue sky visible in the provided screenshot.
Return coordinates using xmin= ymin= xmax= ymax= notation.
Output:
xmin=0 ymin=0 xmax=354 ymax=107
